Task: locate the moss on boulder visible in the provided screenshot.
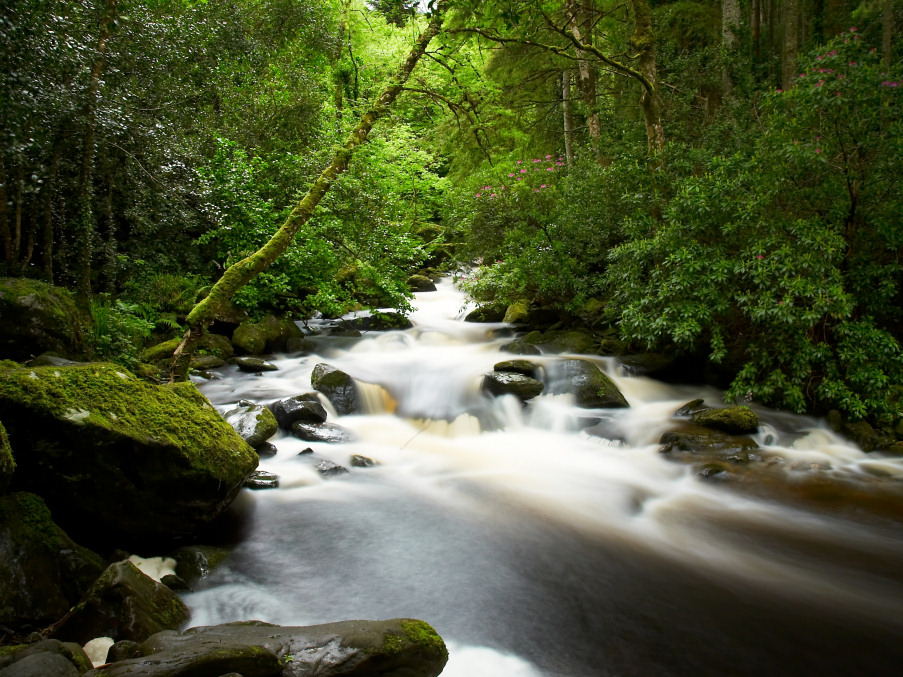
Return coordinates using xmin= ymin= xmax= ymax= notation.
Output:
xmin=481 ymin=372 xmax=544 ymax=401
xmin=140 ymin=337 xmax=181 ymax=363
xmin=311 ymin=363 xmax=361 ymax=415
xmin=549 ymin=359 xmax=629 ymax=408
xmin=407 ymin=274 xmax=437 ymax=292
xmin=0 ymin=363 xmax=258 ymax=544
xmin=464 ymin=306 xmax=505 ymax=323
xmin=232 ymin=322 xmax=268 ymax=355
xmin=1 ymin=420 xmax=14 ymax=492
xmin=0 ymin=277 xmax=87 ymax=361
xmin=690 ymin=406 xmax=759 ymax=435
xmin=0 ymin=492 xmax=104 ymax=628
xmin=503 ymin=299 xmax=530 ymax=324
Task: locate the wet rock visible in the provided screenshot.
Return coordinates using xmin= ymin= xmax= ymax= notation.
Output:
xmin=0 ymin=651 xmax=80 ymax=677
xmin=543 ymin=329 xmax=597 ymax=354
xmin=270 ymin=395 xmax=328 ymax=429
xmin=189 ymin=354 xmax=224 ymax=370
xmin=620 ymin=353 xmax=680 ymax=378
xmin=0 ymin=277 xmax=88 ymax=362
xmin=551 ymin=359 xmax=629 ymax=408
xmin=160 ymin=574 xmax=190 ymax=592
xmin=0 ymin=363 xmax=258 ymax=544
xmin=231 ymin=322 xmax=268 ymax=355
xmin=500 ymin=341 xmax=541 ymax=356
xmin=350 ymin=455 xmax=378 ymax=468
xmin=481 ymin=372 xmax=544 ymax=402
xmin=106 ymin=640 xmax=142 ymax=663
xmin=255 ymin=441 xmax=278 ymax=457
xmin=244 ymin=470 xmax=279 ymax=490
xmin=464 ymin=306 xmax=505 ymax=323
xmin=224 ymin=402 xmax=278 ymax=447
xmin=170 ymin=546 xmax=229 ymax=586
xmin=229 ymin=356 xmax=278 ymax=373
xmin=503 ymin=300 xmax=530 ymax=324
xmin=690 ymin=406 xmax=759 ymax=435
xmin=298 ymin=447 xmax=314 ymax=455
xmin=311 ymin=363 xmax=361 ymax=415
xmin=285 ymin=336 xmax=316 ymax=354
xmin=343 ymin=312 xmax=413 ymax=331
xmin=407 ymin=274 xmax=437 ymax=292
xmin=199 ymin=332 xmax=234 ymax=360
xmin=97 ymin=619 xmax=448 ymax=677
xmin=0 ymin=493 xmax=104 ymax=629
xmin=29 ymin=353 xmax=80 ymax=367
xmin=493 ymin=359 xmax=541 ymax=378
xmin=659 ymin=425 xmax=758 ymax=464
xmin=291 ymin=421 xmax=355 ymax=444
xmin=698 ymin=463 xmax=728 ymax=479
xmin=256 ymin=314 xmax=305 ymax=353
xmin=673 ymin=398 xmax=710 ymax=417
xmin=0 ymin=639 xmax=91 ymax=675
xmin=315 ymin=461 xmax=350 ymax=478
xmin=52 ymin=560 xmax=190 ymax=646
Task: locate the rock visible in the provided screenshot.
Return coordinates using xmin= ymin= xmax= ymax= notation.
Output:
xmin=407 ymin=275 xmax=437 ymax=292
xmin=549 ymin=359 xmax=629 ymax=408
xmin=493 ymin=359 xmax=541 ymax=378
xmin=224 ymin=403 xmax=278 ymax=447
xmin=140 ymin=338 xmax=181 ymax=363
xmin=256 ymin=314 xmax=305 ymax=353
xmin=659 ymin=425 xmax=758 ymax=464
xmin=160 ymin=574 xmax=190 ymax=592
xmin=291 ymin=421 xmax=355 ymax=444
xmin=673 ymin=398 xmax=710 ymax=417
xmin=95 ymin=619 xmax=448 ymax=677
xmin=231 ymin=323 xmax=267 ymax=355
xmin=198 ymin=332 xmax=234 ymax=360
xmin=29 ymin=353 xmax=80 ymax=367
xmin=229 ymin=356 xmax=278 ymax=373
xmin=255 ymin=442 xmax=278 ymax=457
xmin=464 ymin=306 xmax=505 ymax=323
xmin=315 ymin=461 xmax=350 ymax=478
xmin=244 ymin=470 xmax=279 ymax=490
xmin=544 ymin=329 xmax=596 ymax=354
xmin=0 ymin=652 xmax=80 ymax=677
xmin=0 ymin=421 xmax=13 ymax=492
xmin=691 ymin=406 xmax=759 ymax=435
xmin=311 ymin=363 xmax=361 ymax=415
xmin=170 ymin=546 xmax=229 ymax=585
xmin=52 ymin=560 xmax=190 ymax=646
xmin=827 ymin=415 xmax=892 ymax=452
xmin=189 ymin=354 xmax=224 ymax=370
xmin=106 ymin=640 xmax=142 ymax=663
xmin=298 ymin=447 xmax=314 ymax=455
xmin=269 ymin=395 xmax=328 ymax=429
xmin=503 ymin=300 xmax=530 ymax=324
xmin=620 ymin=353 xmax=679 ymax=377
xmin=499 ymin=341 xmax=541 ymax=356
xmin=342 ymin=312 xmax=414 ymax=332
xmin=0 ymin=363 xmax=258 ymax=544
xmin=0 ymin=278 xmax=87 ymax=362
xmin=0 ymin=493 xmax=104 ymax=629
xmin=351 ymin=455 xmax=378 ymax=468
xmin=481 ymin=372 xmax=544 ymax=401
xmin=285 ymin=336 xmax=316 ymax=354
xmin=698 ymin=463 xmax=728 ymax=479
xmin=0 ymin=640 xmax=91 ymax=675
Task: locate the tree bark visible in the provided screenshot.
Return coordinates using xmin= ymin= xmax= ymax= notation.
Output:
xmin=752 ymin=0 xmax=761 ymax=61
xmin=722 ymin=0 xmax=742 ymax=96
xmin=884 ymin=0 xmax=895 ymax=68
xmin=41 ymin=141 xmax=61 ymax=282
xmin=567 ymin=0 xmax=601 ymax=161
xmin=75 ymin=0 xmax=118 ymax=301
xmin=630 ymin=0 xmax=664 ymax=156
xmin=781 ymin=0 xmax=800 ymax=91
xmin=562 ymin=71 xmax=575 ymax=167
xmin=169 ymin=3 xmax=449 ymax=382
xmin=0 ymin=157 xmax=11 ymax=264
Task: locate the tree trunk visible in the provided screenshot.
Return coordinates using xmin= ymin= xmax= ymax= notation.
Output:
xmin=75 ymin=0 xmax=118 ymax=301
xmin=782 ymin=0 xmax=799 ymax=90
xmin=13 ymin=163 xmax=23 ymax=262
xmin=0 ymin=157 xmax=11 ymax=264
xmin=630 ymin=0 xmax=664 ymax=156
xmin=169 ymin=3 xmax=449 ymax=382
xmin=567 ymin=0 xmax=601 ymax=161
xmin=722 ymin=0 xmax=742 ymax=96
xmin=41 ymin=141 xmax=61 ymax=282
xmin=562 ymin=71 xmax=575 ymax=167
xmin=752 ymin=0 xmax=761 ymax=61
xmin=885 ymin=0 xmax=895 ymax=68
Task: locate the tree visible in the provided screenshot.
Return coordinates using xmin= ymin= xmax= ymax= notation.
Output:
xmin=169 ymin=1 xmax=450 ymax=381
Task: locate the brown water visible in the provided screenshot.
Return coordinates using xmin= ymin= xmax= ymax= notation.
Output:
xmin=188 ymin=280 xmax=903 ymax=676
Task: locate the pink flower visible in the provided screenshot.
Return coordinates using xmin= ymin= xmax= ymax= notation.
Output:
xmin=776 ymin=88 xmax=783 ymax=93
xmin=546 ymin=167 xmax=554 ymax=171
xmin=849 ymin=62 xmax=856 ymax=66
xmin=475 ymin=193 xmax=482 ymax=197
xmin=757 ymin=255 xmax=764 ymax=259
xmin=516 ymin=160 xmax=522 ymax=164
xmin=533 ymin=159 xmax=540 ymax=163
xmin=508 ymin=173 xmax=515 ymax=177
xmin=799 ymin=73 xmax=806 ymax=78
xmin=816 ymin=80 xmax=825 ymax=87
xmin=816 ymin=148 xmax=822 ymax=153
xmin=534 ymin=189 xmax=540 ymax=193
xmin=849 ymin=26 xmax=857 ymax=32
xmin=491 ymin=193 xmax=496 ymax=197
xmin=816 ymin=55 xmax=823 ymax=60
xmin=516 ymin=177 xmax=522 ymax=181
xmin=871 ymin=48 xmax=877 ymax=53
xmin=520 ymin=169 xmax=527 ymax=173
xmin=778 ymin=301 xmax=783 ymax=305
xmin=836 ymin=91 xmax=841 ymax=96
xmin=545 ymin=154 xmax=552 ymax=159
xmin=540 ymin=184 xmax=546 ymax=188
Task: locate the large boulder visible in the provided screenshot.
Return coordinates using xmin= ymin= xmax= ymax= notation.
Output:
xmin=481 ymin=372 xmax=544 ymax=402
xmin=341 ymin=312 xmax=413 ymax=332
xmin=269 ymin=395 xmax=328 ymax=429
xmin=256 ymin=314 xmax=305 ymax=352
xmin=549 ymin=359 xmax=629 ymax=408
xmin=0 ymin=640 xmax=92 ymax=676
xmin=407 ymin=275 xmax=437 ymax=292
xmin=464 ymin=306 xmax=505 ymax=323
xmin=690 ymin=406 xmax=759 ymax=435
xmin=231 ymin=323 xmax=268 ymax=355
xmin=291 ymin=421 xmax=355 ymax=444
xmin=493 ymin=359 xmax=541 ymax=378
xmin=223 ymin=403 xmax=278 ymax=447
xmin=0 ymin=363 xmax=258 ymax=544
xmin=85 ymin=618 xmax=448 ymax=677
xmin=311 ymin=363 xmax=361 ymax=415
xmin=0 ymin=492 xmax=104 ymax=629
xmin=52 ymin=560 xmax=190 ymax=646
xmin=0 ymin=420 xmax=14 ymax=491
xmin=0 ymin=278 xmax=87 ymax=361
xmin=659 ymin=425 xmax=759 ymax=464
xmin=503 ymin=299 xmax=530 ymax=324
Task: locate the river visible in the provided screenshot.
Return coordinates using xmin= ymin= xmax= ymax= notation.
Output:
xmin=187 ymin=279 xmax=903 ymax=677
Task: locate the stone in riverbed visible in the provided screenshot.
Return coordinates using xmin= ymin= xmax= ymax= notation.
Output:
xmin=270 ymin=394 xmax=328 ymax=429
xmin=351 ymin=454 xmax=378 ymax=468
xmin=223 ymin=402 xmax=278 ymax=447
xmin=690 ymin=406 xmax=759 ymax=435
xmin=229 ymin=356 xmax=278 ymax=372
xmin=464 ymin=306 xmax=505 ymax=323
xmin=549 ymin=359 xmax=629 ymax=408
xmin=499 ymin=340 xmax=541 ymax=356
xmin=316 ymin=460 xmax=350 ymax=478
xmin=659 ymin=425 xmax=758 ymax=464
xmin=244 ymin=470 xmax=279 ymax=490
xmin=407 ymin=274 xmax=437 ymax=292
xmin=311 ymin=363 xmax=361 ymax=415
xmin=291 ymin=421 xmax=355 ymax=443
xmin=493 ymin=359 xmax=541 ymax=378
xmin=481 ymin=371 xmax=544 ymax=401
xmin=0 ymin=277 xmax=88 ymax=362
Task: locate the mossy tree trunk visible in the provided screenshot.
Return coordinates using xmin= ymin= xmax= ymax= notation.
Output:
xmin=562 ymin=71 xmax=575 ymax=167
xmin=169 ymin=3 xmax=449 ymax=382
xmin=630 ymin=0 xmax=664 ymax=156
xmin=566 ymin=0 xmax=601 ymax=162
xmin=781 ymin=0 xmax=799 ymax=91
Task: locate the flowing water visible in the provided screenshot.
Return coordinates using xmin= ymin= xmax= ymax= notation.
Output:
xmin=187 ymin=280 xmax=903 ymax=677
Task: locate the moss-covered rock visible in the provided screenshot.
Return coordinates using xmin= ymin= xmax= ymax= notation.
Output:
xmin=170 ymin=545 xmax=230 ymax=585
xmin=0 ymin=363 xmax=258 ymax=544
xmin=139 ymin=337 xmax=181 ymax=363
xmin=503 ymin=299 xmax=530 ymax=324
xmin=0 ymin=420 xmax=14 ymax=492
xmin=223 ymin=403 xmax=278 ymax=447
xmin=52 ymin=560 xmax=190 ymax=646
xmin=499 ymin=340 xmax=541 ymax=356
xmin=199 ymin=332 xmax=234 ymax=360
xmin=544 ymin=329 xmax=597 ymax=354
xmin=481 ymin=372 xmax=544 ymax=401
xmin=407 ymin=274 xmax=437 ymax=292
xmin=270 ymin=395 xmax=328 ymax=429
xmin=464 ymin=306 xmax=505 ymax=323
xmin=548 ymin=359 xmax=629 ymax=408
xmin=190 ymin=354 xmax=225 ymax=370
xmin=0 ymin=640 xmax=92 ymax=676
xmin=0 ymin=277 xmax=87 ymax=361
xmin=659 ymin=425 xmax=758 ymax=465
xmin=691 ymin=406 xmax=759 ymax=435
xmin=0 ymin=492 xmax=104 ymax=629
xmin=104 ymin=618 xmax=448 ymax=677
xmin=311 ymin=363 xmax=361 ymax=415
xmin=232 ymin=322 xmax=268 ymax=356
xmin=493 ymin=359 xmax=541 ymax=378
xmin=229 ymin=356 xmax=278 ymax=373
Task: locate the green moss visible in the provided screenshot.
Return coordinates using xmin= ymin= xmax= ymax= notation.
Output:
xmin=0 ymin=421 xmax=14 ymax=491
xmin=0 ymin=492 xmax=62 ymax=550
xmin=503 ymin=299 xmax=530 ymax=324
xmin=0 ymin=363 xmax=254 ymax=482
xmin=140 ymin=337 xmax=181 ymax=363
xmin=0 ymin=645 xmax=26 ymax=658
xmin=378 ymin=620 xmax=446 ymax=658
xmin=0 ymin=360 xmax=22 ymax=371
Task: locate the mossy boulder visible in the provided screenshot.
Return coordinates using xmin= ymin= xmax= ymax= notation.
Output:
xmin=0 ymin=363 xmax=258 ymax=544
xmin=52 ymin=560 xmax=190 ymax=646
xmin=170 ymin=545 xmax=230 ymax=586
xmin=99 ymin=618 xmax=448 ymax=677
xmin=549 ymin=359 xmax=629 ymax=408
xmin=503 ymin=299 xmax=531 ymax=324
xmin=544 ymin=329 xmax=597 ymax=354
xmin=407 ymin=274 xmax=437 ymax=292
xmin=231 ymin=322 xmax=268 ymax=355
xmin=256 ymin=314 xmax=305 ymax=352
xmin=1 ymin=420 xmax=14 ymax=491
xmin=691 ymin=406 xmax=759 ymax=435
xmin=311 ymin=363 xmax=361 ymax=415
xmin=0 ymin=640 xmax=92 ymax=676
xmin=0 ymin=277 xmax=87 ymax=361
xmin=230 ymin=356 xmax=278 ymax=373
xmin=493 ymin=359 xmax=541 ymax=378
xmin=464 ymin=306 xmax=505 ymax=323
xmin=189 ymin=354 xmax=224 ymax=370
xmin=0 ymin=492 xmax=104 ymax=629
xmin=199 ymin=332 xmax=234 ymax=360
xmin=499 ymin=340 xmax=541 ymax=356
xmin=140 ymin=337 xmax=181 ymax=363
xmin=481 ymin=372 xmax=544 ymax=401
xmin=659 ymin=425 xmax=758 ymax=464
xmin=223 ymin=403 xmax=278 ymax=447
xmin=342 ymin=312 xmax=414 ymax=331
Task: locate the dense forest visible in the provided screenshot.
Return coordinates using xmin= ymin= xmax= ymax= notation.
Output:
xmin=1 ymin=0 xmax=901 ymax=426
